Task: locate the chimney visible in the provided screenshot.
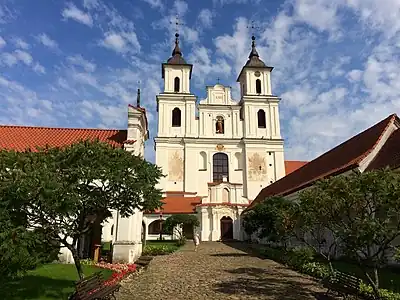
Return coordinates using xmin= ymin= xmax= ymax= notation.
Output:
xmin=136 ymin=88 xmax=141 ymax=107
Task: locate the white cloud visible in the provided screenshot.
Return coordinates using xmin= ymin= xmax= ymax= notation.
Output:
xmin=140 ymin=0 xmax=164 ymax=10
xmin=36 ymin=33 xmax=58 ymax=49
xmin=0 ymin=36 xmax=5 ymax=48
xmin=173 ymin=0 xmax=188 ymax=16
xmin=33 ymin=63 xmax=46 ymax=74
xmin=198 ymin=9 xmax=213 ymax=29
xmin=12 ymin=37 xmax=29 ymax=49
xmin=67 ymin=55 xmax=96 ymax=72
xmin=101 ymin=32 xmax=140 ymax=54
xmin=62 ymin=3 xmax=93 ymax=27
xmin=14 ymin=50 xmax=32 ymax=65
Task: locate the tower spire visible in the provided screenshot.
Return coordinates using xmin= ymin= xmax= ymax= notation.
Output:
xmin=136 ymin=88 xmax=141 ymax=107
xmin=249 ymin=35 xmax=259 ymax=58
xmin=172 ymin=33 xmax=182 ymax=56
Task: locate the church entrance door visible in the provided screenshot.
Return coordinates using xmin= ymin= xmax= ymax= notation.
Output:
xmin=220 ymin=216 xmax=233 ymax=240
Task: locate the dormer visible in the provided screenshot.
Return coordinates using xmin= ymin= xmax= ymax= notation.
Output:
xmin=237 ymin=36 xmax=273 ymax=98
xmin=162 ymin=33 xmax=193 ymax=94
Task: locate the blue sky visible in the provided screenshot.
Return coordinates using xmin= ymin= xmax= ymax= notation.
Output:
xmin=1 ymin=0 xmax=400 ymax=163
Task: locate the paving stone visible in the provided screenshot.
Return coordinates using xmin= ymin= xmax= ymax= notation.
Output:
xmin=117 ymin=242 xmax=327 ymax=300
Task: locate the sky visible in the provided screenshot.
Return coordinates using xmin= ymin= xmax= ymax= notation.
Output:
xmin=1 ymin=0 xmax=400 ymax=163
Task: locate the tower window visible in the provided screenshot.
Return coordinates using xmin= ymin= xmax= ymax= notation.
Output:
xmin=215 ymin=116 xmax=224 ymax=134
xmin=174 ymin=77 xmax=180 ymax=92
xmin=172 ymin=107 xmax=181 ymax=127
xmin=257 ymin=109 xmax=266 ymax=128
xmin=256 ymin=79 xmax=262 ymax=94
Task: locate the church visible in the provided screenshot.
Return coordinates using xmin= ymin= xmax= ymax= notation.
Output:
xmin=0 ymin=33 xmax=308 ymax=263
xmin=143 ymin=33 xmax=292 ymax=242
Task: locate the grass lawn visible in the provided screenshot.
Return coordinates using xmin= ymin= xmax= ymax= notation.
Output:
xmin=145 ymin=240 xmax=178 ymax=247
xmin=1 ymin=264 xmax=113 ymax=300
xmin=329 ymin=261 xmax=400 ymax=293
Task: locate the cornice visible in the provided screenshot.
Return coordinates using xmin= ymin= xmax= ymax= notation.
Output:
xmin=154 ymin=136 xmax=284 ymax=145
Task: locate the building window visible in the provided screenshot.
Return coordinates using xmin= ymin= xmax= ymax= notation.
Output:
xmin=148 ymin=220 xmax=166 ymax=235
xmin=256 ymin=79 xmax=261 ymax=94
xmin=199 ymin=151 xmax=207 ymax=170
xmin=215 ymin=116 xmax=224 ymax=134
xmin=172 ymin=107 xmax=181 ymax=127
xmin=174 ymin=77 xmax=180 ymax=92
xmin=257 ymin=109 xmax=266 ymax=128
xmin=213 ymin=153 xmax=229 ymax=182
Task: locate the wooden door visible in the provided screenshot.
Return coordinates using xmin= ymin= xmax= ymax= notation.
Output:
xmin=220 ymin=216 xmax=233 ymax=240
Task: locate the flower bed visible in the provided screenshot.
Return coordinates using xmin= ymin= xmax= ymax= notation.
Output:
xmin=95 ymin=262 xmax=137 ymax=286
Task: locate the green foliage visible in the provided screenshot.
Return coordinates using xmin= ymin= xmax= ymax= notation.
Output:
xmin=299 ymin=169 xmax=400 ymax=294
xmin=163 ymin=214 xmax=200 ymax=243
xmin=0 ymin=264 xmax=113 ymax=300
xmin=360 ymin=282 xmax=400 ymax=300
xmin=242 ymin=196 xmax=296 ymax=247
xmin=0 ymin=140 xmax=164 ymax=278
xmin=80 ymin=259 xmax=95 ymax=266
xmin=395 ymin=248 xmax=400 ymax=262
xmin=142 ymin=244 xmax=179 ymax=256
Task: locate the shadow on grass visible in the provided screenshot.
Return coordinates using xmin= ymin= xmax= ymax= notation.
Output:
xmin=2 ymin=275 xmax=75 ymax=300
xmin=213 ymin=267 xmax=331 ymax=299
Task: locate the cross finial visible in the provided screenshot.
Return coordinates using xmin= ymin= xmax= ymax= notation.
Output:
xmin=247 ymin=20 xmax=260 ymax=39
xmin=217 ymin=77 xmax=220 ymax=84
xmin=170 ymin=14 xmax=184 ymax=35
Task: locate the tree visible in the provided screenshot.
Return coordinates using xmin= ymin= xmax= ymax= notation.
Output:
xmin=242 ymin=196 xmax=296 ymax=249
xmin=163 ymin=214 xmax=200 ymax=244
xmin=0 ymin=140 xmax=164 ymax=279
xmin=299 ymin=169 xmax=400 ymax=299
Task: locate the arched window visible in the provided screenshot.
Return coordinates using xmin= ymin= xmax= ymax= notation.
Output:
xmin=148 ymin=220 xmax=166 ymax=235
xmin=257 ymin=109 xmax=266 ymax=128
xmin=256 ymin=79 xmax=262 ymax=94
xmin=213 ymin=153 xmax=229 ymax=182
xmin=235 ymin=152 xmax=242 ymax=170
xmin=199 ymin=151 xmax=207 ymax=170
xmin=215 ymin=116 xmax=224 ymax=134
xmin=222 ymin=188 xmax=230 ymax=203
xmin=172 ymin=107 xmax=181 ymax=127
xmin=174 ymin=77 xmax=180 ymax=92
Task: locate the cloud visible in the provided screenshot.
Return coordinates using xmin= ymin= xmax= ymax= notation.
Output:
xmin=198 ymin=9 xmax=213 ymax=29
xmin=62 ymin=3 xmax=93 ymax=27
xmin=1 ymin=50 xmax=33 ymax=66
xmin=33 ymin=63 xmax=46 ymax=74
xmin=173 ymin=0 xmax=188 ymax=16
xmin=36 ymin=33 xmax=58 ymax=49
xmin=67 ymin=55 xmax=96 ymax=72
xmin=101 ymin=32 xmax=140 ymax=54
xmin=12 ymin=37 xmax=29 ymax=49
xmin=140 ymin=0 xmax=164 ymax=10
xmin=0 ymin=36 xmax=5 ymax=48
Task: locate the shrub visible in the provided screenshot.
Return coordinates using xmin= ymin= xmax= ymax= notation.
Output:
xmin=81 ymin=259 xmax=95 ymax=265
xmin=176 ymin=237 xmax=186 ymax=246
xmin=359 ymin=282 xmax=400 ymax=300
xmin=142 ymin=245 xmax=178 ymax=256
xmin=300 ymin=262 xmax=330 ymax=279
xmin=287 ymin=247 xmax=315 ymax=269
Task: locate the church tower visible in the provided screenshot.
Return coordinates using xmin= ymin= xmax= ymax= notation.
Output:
xmin=237 ymin=35 xmax=285 ymax=199
xmin=157 ymin=33 xmax=197 ymax=138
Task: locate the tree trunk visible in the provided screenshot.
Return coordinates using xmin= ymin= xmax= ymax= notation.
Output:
xmin=70 ymin=246 xmax=84 ymax=280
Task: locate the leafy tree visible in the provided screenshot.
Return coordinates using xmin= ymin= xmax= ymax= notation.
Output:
xmin=0 ymin=140 xmax=163 ymax=279
xmin=242 ymin=196 xmax=296 ymax=249
xmin=299 ymin=169 xmax=400 ymax=298
xmin=163 ymin=214 xmax=200 ymax=245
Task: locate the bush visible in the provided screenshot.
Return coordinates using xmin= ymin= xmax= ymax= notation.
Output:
xmin=287 ymin=247 xmax=315 ymax=269
xmin=360 ymin=282 xmax=400 ymax=300
xmin=142 ymin=244 xmax=178 ymax=256
xmin=300 ymin=262 xmax=330 ymax=279
xmin=176 ymin=237 xmax=186 ymax=246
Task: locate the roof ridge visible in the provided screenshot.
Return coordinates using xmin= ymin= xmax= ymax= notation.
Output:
xmin=0 ymin=124 xmax=127 ymax=131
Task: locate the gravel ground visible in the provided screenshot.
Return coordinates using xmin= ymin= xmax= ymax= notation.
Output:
xmin=117 ymin=242 xmax=328 ymax=300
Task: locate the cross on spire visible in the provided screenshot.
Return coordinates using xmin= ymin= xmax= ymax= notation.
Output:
xmin=217 ymin=77 xmax=220 ymax=84
xmin=247 ymin=20 xmax=261 ymax=38
xmin=170 ymin=14 xmax=184 ymax=35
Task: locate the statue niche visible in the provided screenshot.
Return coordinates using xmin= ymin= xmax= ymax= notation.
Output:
xmin=215 ymin=116 xmax=224 ymax=134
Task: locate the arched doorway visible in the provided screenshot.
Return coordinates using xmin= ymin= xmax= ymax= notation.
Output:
xmin=220 ymin=216 xmax=233 ymax=240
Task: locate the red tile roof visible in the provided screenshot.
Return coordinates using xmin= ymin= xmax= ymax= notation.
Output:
xmin=148 ymin=196 xmax=203 ymax=214
xmin=247 ymin=113 xmax=398 ymax=211
xmin=366 ymin=129 xmax=400 ymax=171
xmin=0 ymin=125 xmax=127 ymax=152
xmin=197 ymin=203 xmax=249 ymax=207
xmin=285 ymin=160 xmax=308 ymax=175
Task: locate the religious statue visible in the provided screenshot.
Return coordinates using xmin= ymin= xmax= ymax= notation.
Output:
xmin=216 ymin=117 xmax=224 ymax=134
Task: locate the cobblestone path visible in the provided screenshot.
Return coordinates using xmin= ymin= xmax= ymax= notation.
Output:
xmin=117 ymin=242 xmax=326 ymax=300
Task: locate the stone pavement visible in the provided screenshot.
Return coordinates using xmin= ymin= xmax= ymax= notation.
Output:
xmin=117 ymin=242 xmax=327 ymax=300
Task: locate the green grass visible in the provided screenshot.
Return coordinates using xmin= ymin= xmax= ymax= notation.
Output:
xmin=1 ymin=264 xmax=113 ymax=300
xmin=145 ymin=240 xmax=178 ymax=247
xmin=329 ymin=260 xmax=400 ymax=293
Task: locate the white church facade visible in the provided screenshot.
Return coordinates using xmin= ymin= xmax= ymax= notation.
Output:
xmin=143 ymin=34 xmax=286 ymax=242
xmin=0 ymin=34 xmax=307 ymax=264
